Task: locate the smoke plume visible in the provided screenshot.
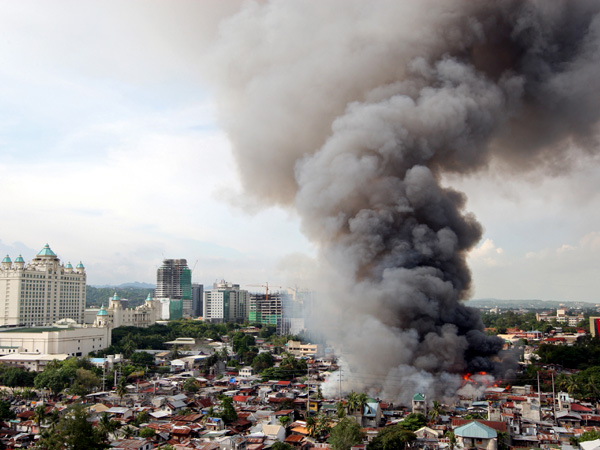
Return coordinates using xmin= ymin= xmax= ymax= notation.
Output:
xmin=208 ymin=0 xmax=600 ymax=403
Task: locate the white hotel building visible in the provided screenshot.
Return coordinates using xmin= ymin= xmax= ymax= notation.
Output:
xmin=0 ymin=244 xmax=86 ymax=326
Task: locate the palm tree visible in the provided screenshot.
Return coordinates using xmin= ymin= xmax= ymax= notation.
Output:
xmin=316 ymin=414 xmax=331 ymax=438
xmin=564 ymin=376 xmax=580 ymax=398
xmin=121 ymin=425 xmax=136 ymax=439
xmin=428 ymin=401 xmax=443 ymax=425
xmin=306 ymin=415 xmax=317 ymax=437
xmin=47 ymin=409 xmax=60 ymax=430
xmin=356 ymin=393 xmax=368 ymax=416
xmin=335 ymin=402 xmax=346 ymax=419
xmin=346 ymin=392 xmax=359 ymax=414
xmin=116 ymin=377 xmax=127 ymax=406
xmin=34 ymin=404 xmax=47 ymax=432
xmin=446 ymin=431 xmax=457 ymax=450
xmin=98 ymin=412 xmax=121 ymax=441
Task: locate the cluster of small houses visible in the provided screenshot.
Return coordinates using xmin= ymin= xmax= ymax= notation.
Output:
xmin=0 ymin=335 xmax=598 ymax=450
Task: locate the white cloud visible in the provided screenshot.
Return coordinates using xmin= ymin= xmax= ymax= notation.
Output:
xmin=469 ymin=238 xmax=504 ymax=267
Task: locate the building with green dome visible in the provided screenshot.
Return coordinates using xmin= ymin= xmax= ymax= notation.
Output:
xmin=0 ymin=244 xmax=86 ymax=326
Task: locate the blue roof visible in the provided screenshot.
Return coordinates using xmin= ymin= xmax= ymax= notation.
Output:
xmin=1 ymin=255 xmax=11 ymax=263
xmin=112 ymin=293 xmax=120 ymax=301
xmin=37 ymin=244 xmax=56 ymax=257
xmin=76 ymin=261 xmax=84 ymax=269
xmin=454 ymin=421 xmax=497 ymax=439
xmin=65 ymin=262 xmax=73 ymax=269
xmin=97 ymin=305 xmax=108 ymax=316
xmin=14 ymin=255 xmax=24 ymax=263
xmin=413 ymin=393 xmax=425 ymax=401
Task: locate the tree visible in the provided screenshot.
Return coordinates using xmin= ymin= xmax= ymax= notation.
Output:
xmin=252 ymin=352 xmax=274 ymax=373
xmin=71 ymin=368 xmax=101 ymax=396
xmin=218 ymin=395 xmax=238 ymax=423
xmin=116 ymin=376 xmax=128 ymax=405
xmin=279 ymin=415 xmax=291 ymax=427
xmin=579 ymin=430 xmax=600 ymax=443
xmin=34 ymin=404 xmax=47 ymax=430
xmin=446 ymin=431 xmax=457 ymax=450
xmin=36 ymin=404 xmax=108 ymax=450
xmin=134 ymin=410 xmax=150 ymax=427
xmin=121 ymin=425 xmax=136 ymax=439
xmin=367 ymin=425 xmax=416 ymax=450
xmin=497 ymin=431 xmax=509 ymax=450
xmin=306 ymin=415 xmax=317 ymax=437
xmin=329 ymin=418 xmax=363 ymax=450
xmin=400 ymin=413 xmax=427 ymax=431
xmin=139 ymin=427 xmax=156 ymax=439
xmin=336 ymin=402 xmax=347 ymax=419
xmin=316 ymin=414 xmax=332 ymax=438
xmin=346 ymin=392 xmax=359 ymax=414
xmin=98 ymin=412 xmax=121 ymax=441
xmin=2 ymin=367 xmax=35 ymax=387
xmin=183 ymin=377 xmax=199 ymax=393
xmin=0 ymin=399 xmax=15 ymax=420
xmin=270 ymin=443 xmax=294 ymax=450
xmin=130 ymin=352 xmax=155 ymax=367
xmin=428 ymin=401 xmax=444 ymax=425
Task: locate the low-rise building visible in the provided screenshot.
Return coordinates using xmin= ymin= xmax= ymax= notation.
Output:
xmin=0 ymin=321 xmax=110 ymax=357
xmin=286 ymin=341 xmax=321 ymax=358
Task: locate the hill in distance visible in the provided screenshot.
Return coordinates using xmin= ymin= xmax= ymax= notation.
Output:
xmin=91 ymin=282 xmax=155 ymax=289
xmin=467 ymin=298 xmax=599 ymax=309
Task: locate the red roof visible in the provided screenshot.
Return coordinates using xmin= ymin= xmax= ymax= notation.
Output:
xmin=277 ymin=380 xmax=291 ymax=386
xmin=571 ymin=403 xmax=593 ymax=413
xmin=233 ymin=395 xmax=251 ymax=403
xmin=285 ymin=435 xmax=305 ymax=443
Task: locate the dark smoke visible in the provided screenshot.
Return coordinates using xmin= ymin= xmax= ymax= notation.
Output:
xmin=208 ymin=0 xmax=600 ymax=402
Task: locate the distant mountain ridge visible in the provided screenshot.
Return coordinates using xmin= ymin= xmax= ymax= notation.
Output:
xmin=91 ymin=282 xmax=155 ymax=289
xmin=467 ymin=298 xmax=599 ymax=309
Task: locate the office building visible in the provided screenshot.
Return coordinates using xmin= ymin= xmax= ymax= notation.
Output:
xmin=155 ymin=259 xmax=192 ymax=319
xmin=203 ymin=280 xmax=249 ymax=323
xmin=0 ymin=244 xmax=86 ymax=326
xmin=192 ymin=283 xmax=204 ymax=318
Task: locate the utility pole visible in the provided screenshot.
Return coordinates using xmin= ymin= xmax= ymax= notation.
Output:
xmin=552 ymin=372 xmax=557 ymax=425
xmin=338 ymin=367 xmax=343 ymax=400
xmin=306 ymin=365 xmax=310 ymax=417
xmin=537 ymin=372 xmax=542 ymax=421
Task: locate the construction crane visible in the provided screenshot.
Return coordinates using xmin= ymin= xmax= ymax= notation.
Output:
xmin=247 ymin=282 xmax=282 ymax=300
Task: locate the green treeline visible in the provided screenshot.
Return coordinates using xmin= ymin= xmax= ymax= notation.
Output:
xmin=86 ymin=286 xmax=151 ymax=308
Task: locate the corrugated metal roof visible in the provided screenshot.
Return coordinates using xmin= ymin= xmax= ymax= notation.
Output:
xmin=454 ymin=421 xmax=497 ymax=439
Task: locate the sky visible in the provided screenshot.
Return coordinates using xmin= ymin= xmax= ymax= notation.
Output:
xmin=0 ymin=1 xmax=599 ymax=302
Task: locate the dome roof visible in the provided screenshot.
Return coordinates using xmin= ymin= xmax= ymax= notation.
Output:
xmin=112 ymin=293 xmax=120 ymax=301
xmin=1 ymin=255 xmax=11 ymax=264
xmin=76 ymin=261 xmax=84 ymax=269
xmin=97 ymin=305 xmax=108 ymax=316
xmin=37 ymin=244 xmax=56 ymax=257
xmin=65 ymin=262 xmax=73 ymax=269
xmin=14 ymin=255 xmax=24 ymax=263
xmin=146 ymin=293 xmax=152 ymax=300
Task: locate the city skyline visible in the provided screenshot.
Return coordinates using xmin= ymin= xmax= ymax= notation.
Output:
xmin=1 ymin=1 xmax=600 ymax=302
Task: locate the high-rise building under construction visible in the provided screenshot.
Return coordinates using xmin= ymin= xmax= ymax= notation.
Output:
xmin=155 ymin=259 xmax=192 ymax=319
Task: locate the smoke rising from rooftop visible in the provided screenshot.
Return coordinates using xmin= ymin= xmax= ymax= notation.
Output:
xmin=208 ymin=0 xmax=600 ymax=402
